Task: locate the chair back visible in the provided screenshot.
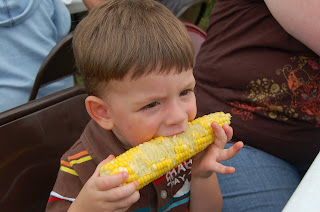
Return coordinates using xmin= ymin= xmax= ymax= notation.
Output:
xmin=183 ymin=21 xmax=207 ymax=63
xmin=29 ymin=31 xmax=78 ymax=101
xmin=0 ymin=86 xmax=90 ymax=212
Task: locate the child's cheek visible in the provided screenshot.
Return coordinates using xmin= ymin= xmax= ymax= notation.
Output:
xmin=188 ymin=101 xmax=197 ymax=121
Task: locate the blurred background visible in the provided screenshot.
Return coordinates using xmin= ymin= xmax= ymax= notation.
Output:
xmin=182 ymin=0 xmax=215 ymax=31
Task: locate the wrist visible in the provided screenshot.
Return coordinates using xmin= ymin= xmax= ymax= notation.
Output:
xmin=191 ymin=167 xmax=215 ymax=179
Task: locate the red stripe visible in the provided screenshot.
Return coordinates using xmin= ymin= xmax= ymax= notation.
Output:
xmin=153 ymin=159 xmax=190 ymax=186
xmin=153 ymin=175 xmax=166 ymax=186
xmin=48 ymin=196 xmax=63 ymax=202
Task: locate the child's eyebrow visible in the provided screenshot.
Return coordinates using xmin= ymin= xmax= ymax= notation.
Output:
xmin=133 ymin=79 xmax=196 ymax=106
xmin=179 ymin=76 xmax=196 ymax=90
xmin=132 ymin=95 xmax=166 ymax=107
xmin=185 ymin=79 xmax=196 ymax=88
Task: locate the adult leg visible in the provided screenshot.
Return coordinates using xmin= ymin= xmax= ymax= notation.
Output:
xmin=217 ymin=144 xmax=301 ymax=212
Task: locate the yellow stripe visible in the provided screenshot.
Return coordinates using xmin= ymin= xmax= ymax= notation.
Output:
xmin=70 ymin=155 xmax=92 ymax=166
xmin=60 ymin=166 xmax=79 ymax=176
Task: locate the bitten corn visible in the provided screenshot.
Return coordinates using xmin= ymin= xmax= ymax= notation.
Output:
xmin=100 ymin=112 xmax=231 ymax=190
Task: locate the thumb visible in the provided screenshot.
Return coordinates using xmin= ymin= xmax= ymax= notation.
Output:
xmin=92 ymin=154 xmax=115 ymax=178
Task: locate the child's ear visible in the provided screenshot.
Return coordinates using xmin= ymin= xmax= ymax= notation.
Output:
xmin=85 ymin=96 xmax=114 ymax=130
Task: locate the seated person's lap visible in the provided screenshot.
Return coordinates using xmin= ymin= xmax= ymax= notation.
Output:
xmin=217 ymin=143 xmax=301 ymax=212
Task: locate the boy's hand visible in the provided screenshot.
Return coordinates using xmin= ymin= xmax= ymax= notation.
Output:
xmin=68 ymin=155 xmax=140 ymax=212
xmin=191 ymin=122 xmax=243 ymax=179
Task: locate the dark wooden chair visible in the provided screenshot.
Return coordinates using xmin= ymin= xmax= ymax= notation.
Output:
xmin=29 ymin=31 xmax=78 ymax=101
xmin=183 ymin=21 xmax=207 ymax=64
xmin=0 ymin=86 xmax=90 ymax=212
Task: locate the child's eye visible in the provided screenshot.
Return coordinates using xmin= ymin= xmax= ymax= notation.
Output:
xmin=141 ymin=102 xmax=160 ymax=111
xmin=180 ymin=89 xmax=194 ymax=96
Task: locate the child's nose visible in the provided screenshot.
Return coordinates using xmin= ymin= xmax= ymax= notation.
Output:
xmin=164 ymin=102 xmax=187 ymax=126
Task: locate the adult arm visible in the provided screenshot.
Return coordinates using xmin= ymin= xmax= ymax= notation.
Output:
xmin=82 ymin=0 xmax=104 ymax=10
xmin=264 ymin=0 xmax=320 ymax=56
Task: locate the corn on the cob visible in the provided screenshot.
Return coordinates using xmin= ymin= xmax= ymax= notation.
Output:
xmin=100 ymin=112 xmax=231 ymax=190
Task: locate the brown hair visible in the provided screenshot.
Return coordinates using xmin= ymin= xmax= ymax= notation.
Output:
xmin=73 ymin=0 xmax=194 ymax=96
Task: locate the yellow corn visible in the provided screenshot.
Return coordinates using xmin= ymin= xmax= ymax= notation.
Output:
xmin=100 ymin=112 xmax=231 ymax=190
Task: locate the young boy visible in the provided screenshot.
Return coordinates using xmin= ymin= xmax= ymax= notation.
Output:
xmin=46 ymin=0 xmax=243 ymax=211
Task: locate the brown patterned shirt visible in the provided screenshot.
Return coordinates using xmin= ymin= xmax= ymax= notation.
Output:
xmin=46 ymin=120 xmax=191 ymax=211
xmin=194 ymin=0 xmax=320 ymax=168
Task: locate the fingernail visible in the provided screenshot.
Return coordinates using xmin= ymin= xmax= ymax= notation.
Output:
xmin=134 ymin=181 xmax=139 ymax=188
xmin=212 ymin=122 xmax=219 ymax=127
xmin=122 ymin=171 xmax=129 ymax=179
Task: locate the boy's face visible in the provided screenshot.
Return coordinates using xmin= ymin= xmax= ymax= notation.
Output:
xmin=103 ymin=68 xmax=197 ymax=148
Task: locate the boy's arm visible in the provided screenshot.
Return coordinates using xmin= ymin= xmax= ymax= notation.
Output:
xmin=68 ymin=155 xmax=140 ymax=212
xmin=46 ymin=153 xmax=139 ymax=212
xmin=189 ymin=123 xmax=243 ymax=212
xmin=46 ymin=154 xmax=89 ymax=211
xmin=190 ymin=173 xmax=222 ymax=211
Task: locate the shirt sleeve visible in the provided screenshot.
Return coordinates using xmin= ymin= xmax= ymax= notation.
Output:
xmin=46 ymin=143 xmax=97 ymax=211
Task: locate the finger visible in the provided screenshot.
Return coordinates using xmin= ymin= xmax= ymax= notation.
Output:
xmin=92 ymin=154 xmax=116 ymax=178
xmin=233 ymin=141 xmax=244 ymax=152
xmin=106 ymin=181 xmax=139 ymax=202
xmin=95 ymin=171 xmax=129 ymax=191
xmin=113 ymin=191 xmax=140 ymax=212
xmin=213 ymin=162 xmax=236 ymax=175
xmin=222 ymin=124 xmax=233 ymax=142
xmin=211 ymin=122 xmax=227 ymax=149
xmin=218 ymin=141 xmax=243 ymax=162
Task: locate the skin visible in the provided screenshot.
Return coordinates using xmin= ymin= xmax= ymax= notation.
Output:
xmin=190 ymin=123 xmax=243 ymax=211
xmin=264 ymin=0 xmax=320 ymax=56
xmin=68 ymin=69 xmax=243 ymax=212
xmin=69 ymin=155 xmax=140 ymax=212
xmin=100 ymin=69 xmax=197 ymax=147
xmin=82 ymin=0 xmax=104 ymax=10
